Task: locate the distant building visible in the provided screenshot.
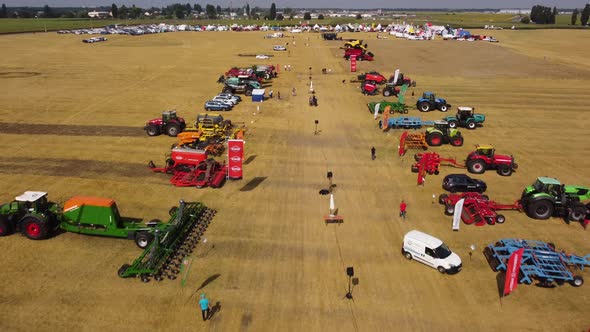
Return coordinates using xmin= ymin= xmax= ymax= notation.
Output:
xmin=88 ymin=11 xmax=110 ymax=18
xmin=498 ymin=9 xmax=531 ymax=14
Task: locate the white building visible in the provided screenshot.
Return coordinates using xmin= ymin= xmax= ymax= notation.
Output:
xmin=498 ymin=9 xmax=531 ymax=14
xmin=88 ymin=11 xmax=110 ymax=18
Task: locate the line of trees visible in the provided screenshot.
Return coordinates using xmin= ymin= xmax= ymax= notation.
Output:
xmin=530 ymin=5 xmax=556 ymax=24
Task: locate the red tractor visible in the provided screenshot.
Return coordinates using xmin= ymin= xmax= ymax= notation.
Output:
xmin=144 ymin=110 xmax=186 ymax=137
xmin=224 ymin=68 xmax=263 ymax=83
xmin=344 ymin=48 xmax=374 ymax=61
xmin=466 ymin=145 xmax=518 ymax=176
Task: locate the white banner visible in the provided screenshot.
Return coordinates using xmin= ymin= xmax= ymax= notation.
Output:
xmin=373 ymin=103 xmax=380 ymax=119
xmin=452 ymin=198 xmax=464 ymax=231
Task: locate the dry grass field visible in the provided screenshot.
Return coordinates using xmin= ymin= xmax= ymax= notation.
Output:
xmin=0 ymin=29 xmax=589 ymax=332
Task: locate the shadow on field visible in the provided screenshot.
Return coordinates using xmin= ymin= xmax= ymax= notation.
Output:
xmin=496 ymin=271 xmax=506 ymax=298
xmin=0 ymin=71 xmax=41 ymax=78
xmin=243 ymin=155 xmax=257 ymax=165
xmin=0 ymin=157 xmax=153 ymax=179
xmin=0 ymin=122 xmax=144 ymax=137
xmin=240 ymin=313 xmax=253 ymax=330
xmin=239 ymin=177 xmax=266 ymax=191
xmin=196 ymin=273 xmax=221 ymax=291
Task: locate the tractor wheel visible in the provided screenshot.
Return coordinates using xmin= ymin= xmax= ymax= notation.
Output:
xmin=245 ymin=87 xmax=253 ymax=96
xmin=437 ymin=266 xmax=446 ymax=274
xmin=118 ymin=264 xmax=131 ymax=278
xmin=527 ymin=200 xmax=554 ymax=220
xmin=444 ymin=204 xmax=454 ymax=216
xmin=411 ymin=165 xmax=419 ymax=173
xmin=222 ymin=86 xmax=233 ymax=94
xmin=145 ymin=125 xmax=160 ymax=136
xmin=135 ymin=231 xmax=154 ymax=249
xmin=571 ymin=276 xmax=584 ymax=287
xmin=448 ymin=121 xmax=458 ymax=129
xmin=467 ymin=159 xmax=486 ymax=174
xmin=438 ymin=194 xmax=448 ymax=205
xmin=467 ymin=121 xmax=477 ymax=130
xmin=0 ymin=217 xmax=12 ymax=236
xmin=418 ymin=102 xmax=431 ymax=112
xmin=403 ymin=250 xmax=412 ymax=260
xmin=567 ymin=203 xmax=587 ymax=222
xmin=169 ymin=206 xmax=178 ymax=217
xmin=206 ymin=107 xmax=211 ymax=112
xmin=166 ymin=123 xmax=181 ymax=137
xmin=426 ymin=132 xmax=443 ymax=146
xmin=450 ymin=135 xmax=464 ymax=147
xmin=383 ymin=89 xmax=392 ymax=97
xmin=497 ymin=165 xmax=513 ymax=176
xmin=439 ymin=104 xmax=449 ymax=112
xmin=20 ymin=217 xmax=49 ymax=240
xmin=496 ymin=214 xmax=506 ymax=224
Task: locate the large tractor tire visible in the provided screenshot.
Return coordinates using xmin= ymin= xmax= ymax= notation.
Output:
xmin=418 ymin=101 xmax=431 ymax=112
xmin=567 ymin=203 xmax=587 ymax=222
xmin=426 ymin=132 xmax=443 ymax=146
xmin=134 ymin=231 xmax=154 ymax=249
xmin=447 ymin=120 xmax=458 ymax=129
xmin=245 ymin=87 xmax=254 ymax=96
xmin=527 ymin=199 xmax=554 ymax=220
xmin=145 ymin=125 xmax=160 ymax=137
xmin=467 ymin=121 xmax=477 ymax=130
xmin=0 ymin=217 xmax=12 ymax=236
xmin=497 ymin=165 xmax=513 ymax=176
xmin=166 ymin=123 xmax=181 ymax=137
xmin=439 ymin=104 xmax=449 ymax=112
xmin=467 ymin=159 xmax=486 ymax=174
xmin=450 ymin=135 xmax=464 ymax=147
xmin=20 ymin=216 xmax=49 ymax=240
xmin=383 ymin=88 xmax=392 ymax=97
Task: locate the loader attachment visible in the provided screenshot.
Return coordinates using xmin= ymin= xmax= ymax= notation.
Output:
xmin=118 ymin=200 xmax=216 ymax=282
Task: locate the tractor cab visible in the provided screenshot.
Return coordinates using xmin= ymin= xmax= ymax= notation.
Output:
xmin=15 ymin=191 xmax=49 ymax=213
xmin=197 ymin=113 xmax=224 ymax=129
xmin=162 ymin=110 xmax=178 ymax=122
xmin=432 ymin=120 xmax=451 ymax=135
xmin=456 ymin=107 xmax=474 ymax=121
xmin=474 ymin=145 xmax=495 ymax=158
xmin=423 ymin=92 xmax=436 ymax=103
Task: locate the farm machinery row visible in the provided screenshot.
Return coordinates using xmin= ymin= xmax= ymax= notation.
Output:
xmin=0 ymin=191 xmax=215 ymax=282
xmin=359 ymin=70 xmax=415 ymax=97
xmin=342 ymin=39 xmax=374 ymax=61
xmin=218 ymin=64 xmax=277 ymax=96
xmin=438 ymin=177 xmax=590 ymax=227
xmin=148 ymin=114 xmax=244 ymax=188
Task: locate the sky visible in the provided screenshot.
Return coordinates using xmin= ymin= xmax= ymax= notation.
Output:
xmin=3 ymin=0 xmax=588 ymax=9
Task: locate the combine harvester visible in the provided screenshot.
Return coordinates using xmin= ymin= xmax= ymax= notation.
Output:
xmin=118 ymin=200 xmax=217 ymax=282
xmin=484 ymin=239 xmax=589 ymax=287
xmin=411 ymin=145 xmax=518 ymax=185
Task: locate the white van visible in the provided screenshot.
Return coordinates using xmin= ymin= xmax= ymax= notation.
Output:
xmin=402 ymin=230 xmax=462 ymax=274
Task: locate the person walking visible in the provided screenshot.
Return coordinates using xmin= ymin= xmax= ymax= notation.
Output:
xmin=399 ymin=200 xmax=407 ymax=220
xmin=292 ymin=87 xmax=296 ymax=96
xmin=199 ymin=294 xmax=210 ymax=321
xmin=269 ymin=90 xmax=274 ymax=98
xmin=371 ymin=147 xmax=376 ymax=160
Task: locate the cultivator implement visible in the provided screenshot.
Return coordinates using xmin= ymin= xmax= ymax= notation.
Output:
xmin=411 ymin=152 xmax=464 ymax=185
xmin=439 ymin=193 xmax=522 ymax=226
xmin=118 ymin=200 xmax=217 ymax=282
xmin=483 ymin=239 xmax=590 ymax=287
xmin=169 ymin=160 xmax=227 ymax=188
xmin=399 ymin=131 xmax=428 ymax=156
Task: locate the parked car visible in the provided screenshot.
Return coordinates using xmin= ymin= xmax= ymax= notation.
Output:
xmin=401 ymin=230 xmax=462 ymax=274
xmin=273 ymin=45 xmax=287 ymax=51
xmin=204 ymin=101 xmax=232 ymax=112
xmin=217 ymin=93 xmax=242 ymax=102
xmin=442 ymin=174 xmax=487 ymax=193
xmin=212 ymin=95 xmax=238 ymax=105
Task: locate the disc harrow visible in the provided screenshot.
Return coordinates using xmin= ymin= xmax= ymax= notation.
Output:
xmin=118 ymin=200 xmax=217 ymax=282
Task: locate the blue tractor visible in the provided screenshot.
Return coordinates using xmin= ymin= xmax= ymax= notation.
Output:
xmin=416 ymin=92 xmax=451 ymax=112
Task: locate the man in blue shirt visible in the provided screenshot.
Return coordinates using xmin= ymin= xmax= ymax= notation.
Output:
xmin=199 ymin=294 xmax=210 ymax=321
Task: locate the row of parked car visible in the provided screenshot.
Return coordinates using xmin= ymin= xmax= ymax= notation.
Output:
xmin=204 ymin=93 xmax=242 ymax=112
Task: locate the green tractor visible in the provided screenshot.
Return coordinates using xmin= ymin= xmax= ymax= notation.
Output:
xmin=0 ymin=192 xmax=172 ymax=248
xmin=520 ymin=177 xmax=590 ymax=223
xmin=425 ymin=121 xmax=464 ymax=147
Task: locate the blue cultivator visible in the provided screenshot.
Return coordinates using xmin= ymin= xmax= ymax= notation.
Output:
xmin=484 ymin=239 xmax=590 ymax=287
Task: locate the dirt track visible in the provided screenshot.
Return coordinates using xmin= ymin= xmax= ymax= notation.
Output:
xmin=0 ymin=30 xmax=589 ymax=332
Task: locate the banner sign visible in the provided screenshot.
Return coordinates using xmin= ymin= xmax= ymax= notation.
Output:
xmin=350 ymin=55 xmax=357 ymax=72
xmin=452 ymin=199 xmax=464 ymax=231
xmin=503 ymin=248 xmax=524 ymax=296
xmin=227 ymin=139 xmax=244 ymax=180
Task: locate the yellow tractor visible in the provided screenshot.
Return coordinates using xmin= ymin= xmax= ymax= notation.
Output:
xmin=344 ymin=39 xmax=367 ymax=50
xmin=171 ymin=114 xmax=245 ymax=153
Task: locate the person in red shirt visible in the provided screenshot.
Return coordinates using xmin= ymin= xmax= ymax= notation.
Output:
xmin=400 ymin=200 xmax=407 ymax=220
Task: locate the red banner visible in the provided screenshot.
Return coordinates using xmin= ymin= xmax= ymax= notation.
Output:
xmin=227 ymin=139 xmax=244 ymax=180
xmin=503 ymin=248 xmax=524 ymax=296
xmin=350 ymin=55 xmax=357 ymax=72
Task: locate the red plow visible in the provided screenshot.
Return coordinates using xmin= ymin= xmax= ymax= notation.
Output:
xmin=411 ymin=152 xmax=464 ymax=185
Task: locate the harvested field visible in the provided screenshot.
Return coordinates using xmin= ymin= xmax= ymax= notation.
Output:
xmin=0 ymin=29 xmax=589 ymax=332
